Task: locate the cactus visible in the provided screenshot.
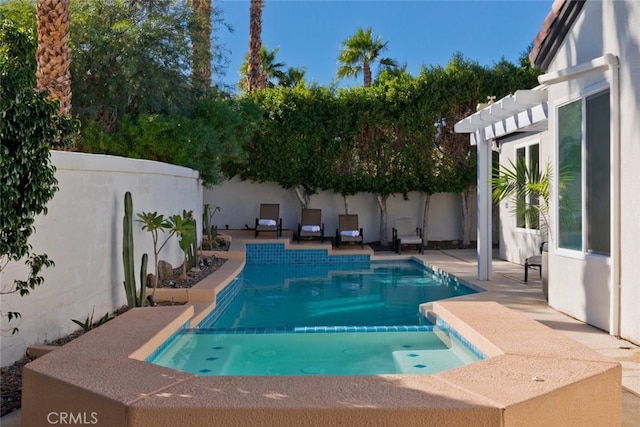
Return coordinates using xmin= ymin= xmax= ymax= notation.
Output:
xmin=123 ymin=192 xmax=149 ymax=308
xmin=189 ymin=216 xmax=198 ymax=270
xmin=123 ymin=192 xmax=136 ymax=308
xmin=137 ymin=253 xmax=148 ymax=307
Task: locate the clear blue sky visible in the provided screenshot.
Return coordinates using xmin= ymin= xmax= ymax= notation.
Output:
xmin=214 ymin=0 xmax=553 ymax=90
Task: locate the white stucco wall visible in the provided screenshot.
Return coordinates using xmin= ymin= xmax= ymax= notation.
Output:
xmin=544 ymin=0 xmax=640 ymax=341
xmin=0 ymin=152 xmax=202 ymax=366
xmin=205 ymin=177 xmax=471 ymax=243
xmin=496 ymin=133 xmax=548 ymax=265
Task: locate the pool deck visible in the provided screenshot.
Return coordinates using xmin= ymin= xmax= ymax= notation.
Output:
xmin=407 ymin=248 xmax=640 ymax=426
xmin=7 ymin=235 xmax=640 ymax=426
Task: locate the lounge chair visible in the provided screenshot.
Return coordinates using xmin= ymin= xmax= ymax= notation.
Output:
xmin=297 ymin=208 xmax=324 ymax=243
xmin=392 ymin=217 xmax=424 ymax=254
xmin=336 ymin=214 xmax=364 ymax=248
xmin=255 ymin=203 xmax=282 ymax=238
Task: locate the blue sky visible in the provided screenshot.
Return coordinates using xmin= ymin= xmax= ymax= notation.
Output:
xmin=214 ymin=0 xmax=553 ymax=90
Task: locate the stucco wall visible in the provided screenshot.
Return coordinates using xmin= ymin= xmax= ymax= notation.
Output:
xmin=544 ymin=0 xmax=640 ymax=340
xmin=0 ymin=152 xmax=203 ymax=366
xmin=204 ymin=177 xmax=473 ymax=244
xmin=496 ymin=133 xmax=548 ymax=265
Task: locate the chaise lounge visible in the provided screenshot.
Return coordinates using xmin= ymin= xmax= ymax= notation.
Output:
xmin=255 ymin=203 xmax=282 ymax=238
xmin=336 ymin=214 xmax=364 ymax=248
xmin=297 ymin=208 xmax=324 ymax=243
xmin=392 ymin=217 xmax=424 ymax=254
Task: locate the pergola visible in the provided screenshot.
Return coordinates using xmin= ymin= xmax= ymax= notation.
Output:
xmin=454 ymin=88 xmax=548 ymax=280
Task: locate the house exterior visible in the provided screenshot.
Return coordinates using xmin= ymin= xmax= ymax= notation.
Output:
xmin=455 ymin=0 xmax=640 ymax=346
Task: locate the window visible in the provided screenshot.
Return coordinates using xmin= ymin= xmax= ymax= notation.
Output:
xmin=586 ymin=91 xmax=611 ymax=255
xmin=557 ymin=90 xmax=610 ymax=255
xmin=515 ymin=143 xmax=540 ymax=230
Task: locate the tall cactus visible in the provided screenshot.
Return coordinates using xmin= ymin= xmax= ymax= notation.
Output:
xmin=138 ymin=253 xmax=148 ymax=307
xmin=123 ymin=192 xmax=136 ymax=308
xmin=123 ymin=192 xmax=150 ymax=307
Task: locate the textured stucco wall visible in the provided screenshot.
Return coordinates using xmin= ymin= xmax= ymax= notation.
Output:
xmin=204 ymin=176 xmax=473 ymax=244
xmin=544 ymin=0 xmax=640 ymax=340
xmin=1 ymin=152 xmax=202 ymax=366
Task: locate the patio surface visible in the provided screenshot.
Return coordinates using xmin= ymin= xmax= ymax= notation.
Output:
xmin=3 ymin=240 xmax=639 ymax=426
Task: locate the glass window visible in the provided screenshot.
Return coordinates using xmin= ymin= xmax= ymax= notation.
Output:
xmin=558 ymin=100 xmax=582 ymax=250
xmin=586 ymin=90 xmax=610 ymax=255
xmin=515 ymin=143 xmax=540 ymax=230
xmin=557 ymin=90 xmax=611 ymax=255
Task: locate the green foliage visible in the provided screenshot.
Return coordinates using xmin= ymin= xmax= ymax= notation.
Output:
xmin=203 ymin=204 xmax=221 ymax=247
xmin=0 ymin=2 xmax=36 ymax=91
xmin=72 ymin=308 xmax=114 ymax=332
xmin=136 ymin=211 xmax=175 ymax=298
xmin=79 ymin=94 xmax=261 ymax=186
xmin=230 ymin=85 xmax=344 ymax=200
xmin=69 ymin=0 xmax=195 ymax=129
xmin=492 ymin=157 xmax=551 ymax=232
xmin=168 ymin=211 xmax=197 ymax=278
xmin=1 ymin=15 xmax=79 ymax=333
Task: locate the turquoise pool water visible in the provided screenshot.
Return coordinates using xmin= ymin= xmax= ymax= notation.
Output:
xmin=204 ymin=261 xmax=476 ymax=328
xmin=148 ymin=245 xmax=482 ymax=376
xmin=150 ymin=329 xmax=481 ymax=376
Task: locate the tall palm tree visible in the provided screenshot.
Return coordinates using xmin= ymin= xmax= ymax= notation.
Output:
xmin=239 ymin=46 xmax=305 ymax=90
xmin=36 ymin=0 xmax=72 ymax=115
xmin=191 ymin=0 xmax=212 ymax=92
xmin=247 ymin=0 xmax=266 ymax=91
xmin=337 ymin=27 xmax=397 ymax=87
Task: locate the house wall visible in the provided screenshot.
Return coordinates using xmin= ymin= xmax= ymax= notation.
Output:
xmin=204 ymin=176 xmax=475 ymax=244
xmin=0 ymin=152 xmax=202 ymax=366
xmin=496 ymin=133 xmax=548 ymax=265
xmin=544 ymin=0 xmax=640 ymax=342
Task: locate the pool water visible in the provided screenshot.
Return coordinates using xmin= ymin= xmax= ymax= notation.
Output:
xmin=148 ymin=259 xmax=482 ymax=376
xmin=203 ymin=261 xmax=477 ymax=328
xmin=151 ymin=329 xmax=480 ymax=376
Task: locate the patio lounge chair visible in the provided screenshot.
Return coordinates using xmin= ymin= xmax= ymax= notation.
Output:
xmin=336 ymin=214 xmax=364 ymax=248
xmin=524 ymin=241 xmax=547 ymax=282
xmin=392 ymin=217 xmax=424 ymax=254
xmin=255 ymin=203 xmax=282 ymax=238
xmin=297 ymin=208 xmax=324 ymax=243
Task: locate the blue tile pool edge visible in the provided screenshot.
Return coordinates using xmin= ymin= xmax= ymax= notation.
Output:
xmin=408 ymin=257 xmax=486 ymax=294
xmin=435 ymin=317 xmax=487 ymax=361
xmin=245 ymin=242 xmax=370 ymax=265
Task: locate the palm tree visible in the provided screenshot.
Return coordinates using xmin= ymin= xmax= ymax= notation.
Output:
xmin=247 ymin=0 xmax=266 ymax=91
xmin=191 ymin=0 xmax=212 ymax=92
xmin=239 ymin=46 xmax=305 ymax=90
xmin=36 ymin=0 xmax=72 ymax=115
xmin=337 ymin=27 xmax=397 ymax=87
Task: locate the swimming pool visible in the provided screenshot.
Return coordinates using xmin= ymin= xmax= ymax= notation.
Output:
xmin=148 ymin=244 xmax=482 ymax=376
xmin=204 ymin=260 xmax=476 ymax=328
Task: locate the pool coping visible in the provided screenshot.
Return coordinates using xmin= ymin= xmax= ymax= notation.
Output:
xmin=22 ymin=238 xmax=621 ymax=426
